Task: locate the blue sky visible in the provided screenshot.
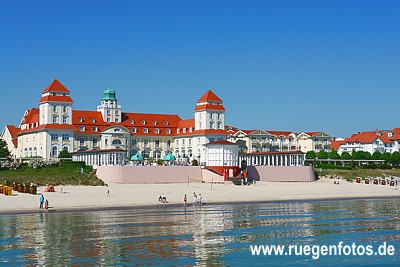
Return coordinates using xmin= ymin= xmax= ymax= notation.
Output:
xmin=1 ymin=0 xmax=400 ymax=137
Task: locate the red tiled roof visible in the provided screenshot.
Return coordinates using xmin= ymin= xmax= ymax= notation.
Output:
xmin=72 ymin=148 xmax=127 ymax=154
xmin=206 ymin=140 xmax=236 ymax=146
xmin=178 ymin=119 xmax=194 ymax=129
xmin=11 ymin=139 xmax=18 ymax=146
xmin=344 ymin=131 xmax=393 ymax=144
xmin=39 ymin=95 xmax=73 ymax=103
xmin=305 ymin=131 xmax=320 ymax=137
xmin=42 ymin=79 xmax=70 ymax=93
xmin=73 ymin=110 xmax=105 ymax=125
xmin=330 ymin=140 xmax=346 ymax=151
xmin=389 ymin=128 xmax=400 ymax=140
xmin=6 ymin=125 xmax=20 ymax=138
xmin=194 ymin=104 xmax=225 ymax=111
xmin=266 ymin=130 xmax=293 ymax=137
xmin=197 ymin=90 xmax=222 ymax=103
xmin=18 ymin=124 xmax=78 ymax=134
xmin=22 ymin=108 xmax=39 ymax=124
xmin=122 ymin=112 xmax=182 ymax=128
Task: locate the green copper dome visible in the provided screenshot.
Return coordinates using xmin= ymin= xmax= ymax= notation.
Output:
xmin=102 ymin=88 xmax=117 ymax=101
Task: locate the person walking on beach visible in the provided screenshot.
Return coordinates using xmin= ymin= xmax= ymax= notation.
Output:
xmin=107 ymin=189 xmax=110 ymax=197
xmin=45 ymin=199 xmax=49 ymax=210
xmin=193 ymin=192 xmax=197 ymax=204
xmin=197 ymin=194 xmax=202 ymax=205
xmin=39 ymin=194 xmax=44 ymax=209
xmin=184 ymin=194 xmax=187 ymax=206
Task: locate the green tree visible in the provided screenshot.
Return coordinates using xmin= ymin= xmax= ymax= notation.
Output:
xmin=362 ymin=151 xmax=371 ymax=160
xmin=192 ymin=159 xmax=199 ymax=166
xmin=317 ymin=150 xmax=329 ymax=159
xmin=351 ymin=150 xmax=363 ymax=160
xmin=389 ymin=151 xmax=400 ymax=166
xmin=0 ymin=139 xmax=11 ymax=159
xmin=306 ymin=151 xmax=316 ymax=159
xmin=381 ymin=152 xmax=391 ymax=163
xmin=58 ymin=150 xmax=72 ymax=158
xmin=329 ymin=149 xmax=340 ymax=159
xmin=371 ymin=151 xmax=382 ymax=160
xmin=341 ymin=151 xmax=351 ymax=160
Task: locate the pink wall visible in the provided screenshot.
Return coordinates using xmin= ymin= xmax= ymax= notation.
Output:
xmin=247 ymin=166 xmax=316 ymax=182
xmin=97 ymin=166 xmax=203 ymax=184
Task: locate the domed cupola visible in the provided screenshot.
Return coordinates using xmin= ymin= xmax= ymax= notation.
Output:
xmin=97 ymin=87 xmax=122 ymax=123
xmin=102 ymin=88 xmax=117 ymax=101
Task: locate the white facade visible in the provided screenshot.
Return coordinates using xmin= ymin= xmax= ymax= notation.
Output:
xmin=205 ymin=141 xmax=239 ymax=167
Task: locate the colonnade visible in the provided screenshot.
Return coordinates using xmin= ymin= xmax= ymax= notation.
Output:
xmin=240 ymin=153 xmax=305 ymax=166
xmin=72 ymin=151 xmax=126 ymax=166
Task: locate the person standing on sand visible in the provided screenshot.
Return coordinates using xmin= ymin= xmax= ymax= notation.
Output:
xmin=107 ymin=190 xmax=110 ymax=196
xmin=193 ymin=192 xmax=197 ymax=204
xmin=184 ymin=194 xmax=187 ymax=206
xmin=39 ymin=194 xmax=44 ymax=209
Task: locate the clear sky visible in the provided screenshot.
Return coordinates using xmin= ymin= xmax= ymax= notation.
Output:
xmin=1 ymin=0 xmax=400 ymax=137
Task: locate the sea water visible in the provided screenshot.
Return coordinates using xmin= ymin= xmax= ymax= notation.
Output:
xmin=0 ymin=199 xmax=399 ymax=266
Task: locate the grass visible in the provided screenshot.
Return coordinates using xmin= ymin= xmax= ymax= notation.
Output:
xmin=316 ymin=168 xmax=400 ymax=182
xmin=0 ymin=165 xmax=105 ymax=186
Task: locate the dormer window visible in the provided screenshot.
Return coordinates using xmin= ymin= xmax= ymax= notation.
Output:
xmin=153 ymin=121 xmax=158 ymax=125
xmin=92 ymin=126 xmax=98 ymax=132
xmin=189 ymin=127 xmax=193 ymax=133
xmin=155 ymin=128 xmax=160 ymax=134
xmin=91 ymin=118 xmax=96 ymax=123
xmin=78 ymin=117 xmax=83 ymax=122
xmin=164 ymin=121 xmax=169 ymax=126
xmin=80 ymin=126 xmax=85 ymax=131
xmin=132 ymin=128 xmax=137 ymax=133
xmin=166 ymin=129 xmax=171 ymax=134
xmin=177 ymin=129 xmax=180 ymax=134
xmin=183 ymin=128 xmax=187 ymax=133
xmin=113 ymin=128 xmax=121 ymax=133
xmin=130 ymin=120 xmax=135 ymax=124
xmin=142 ymin=120 xmax=146 ymax=125
xmin=143 ymin=128 xmax=149 ymax=133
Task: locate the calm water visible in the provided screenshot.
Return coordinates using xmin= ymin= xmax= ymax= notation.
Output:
xmin=0 ymin=199 xmax=399 ymax=266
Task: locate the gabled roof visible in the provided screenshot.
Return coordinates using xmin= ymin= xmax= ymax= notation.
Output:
xmin=330 ymin=140 xmax=346 ymax=151
xmin=6 ymin=125 xmax=20 ymax=138
xmin=42 ymin=79 xmax=70 ymax=93
xmin=305 ymin=131 xmax=320 ymax=137
xmin=266 ymin=130 xmax=293 ymax=138
xmin=197 ymin=90 xmax=222 ymax=103
xmin=21 ymin=108 xmax=39 ymax=124
xmin=389 ymin=128 xmax=400 ymax=140
xmin=344 ymin=131 xmax=393 ymax=144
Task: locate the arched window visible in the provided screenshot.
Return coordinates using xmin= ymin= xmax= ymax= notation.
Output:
xmin=143 ymin=128 xmax=149 ymax=134
xmin=63 ymin=146 xmax=69 ymax=152
xmin=153 ymin=150 xmax=161 ymax=159
xmin=130 ymin=149 xmax=138 ymax=157
xmin=155 ymin=128 xmax=160 ymax=134
xmin=24 ymin=148 xmax=28 ymax=157
xmin=142 ymin=149 xmax=150 ymax=159
xmin=29 ymin=148 xmax=32 ymax=157
xmin=33 ymin=147 xmax=37 ymax=157
xmin=112 ymin=139 xmax=122 ymax=145
xmin=51 ymin=146 xmax=58 ymax=157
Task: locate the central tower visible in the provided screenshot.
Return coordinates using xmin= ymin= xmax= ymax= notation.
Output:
xmin=97 ymin=88 xmax=122 ymax=123
xmin=194 ymin=90 xmax=225 ymax=130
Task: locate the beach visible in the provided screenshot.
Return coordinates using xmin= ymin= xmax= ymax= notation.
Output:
xmin=0 ymin=178 xmax=399 ymax=214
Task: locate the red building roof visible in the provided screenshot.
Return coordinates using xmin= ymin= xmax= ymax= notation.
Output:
xmin=42 ymin=79 xmax=70 ymax=93
xmin=206 ymin=140 xmax=236 ymax=146
xmin=197 ymin=90 xmax=222 ymax=102
xmin=39 ymin=95 xmax=73 ymax=103
xmin=194 ymin=104 xmax=225 ymax=111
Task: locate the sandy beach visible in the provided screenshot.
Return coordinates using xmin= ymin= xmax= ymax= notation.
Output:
xmin=0 ymin=178 xmax=399 ymax=214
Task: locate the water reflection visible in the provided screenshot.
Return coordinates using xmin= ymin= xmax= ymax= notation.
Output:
xmin=0 ymin=199 xmax=399 ymax=266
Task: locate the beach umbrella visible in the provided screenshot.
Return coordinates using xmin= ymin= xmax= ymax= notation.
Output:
xmin=130 ymin=152 xmax=144 ymax=161
xmin=162 ymin=152 xmax=176 ymax=161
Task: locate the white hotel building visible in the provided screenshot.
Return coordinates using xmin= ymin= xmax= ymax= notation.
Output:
xmin=1 ymin=80 xmax=234 ymax=167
